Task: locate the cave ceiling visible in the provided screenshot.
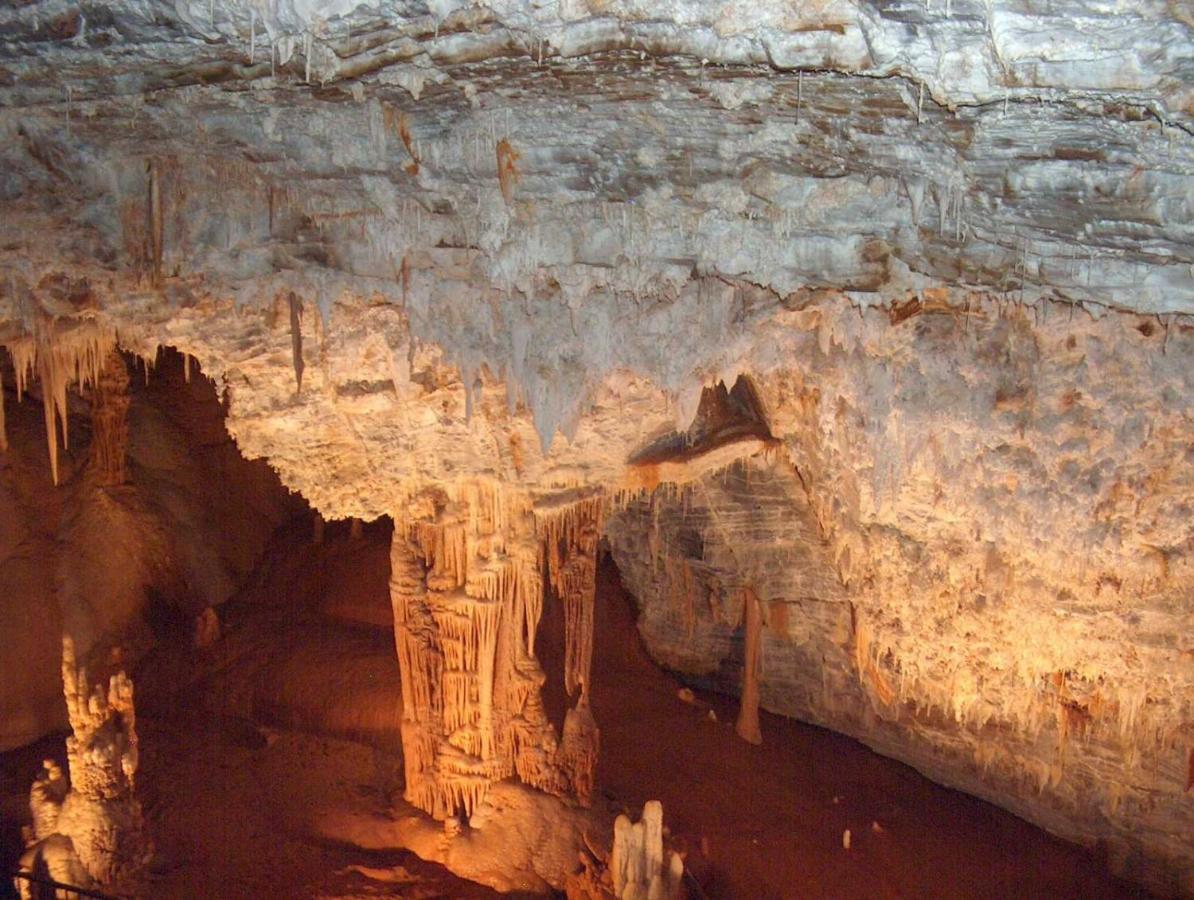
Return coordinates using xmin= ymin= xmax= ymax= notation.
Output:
xmin=0 ymin=0 xmax=1191 ymax=513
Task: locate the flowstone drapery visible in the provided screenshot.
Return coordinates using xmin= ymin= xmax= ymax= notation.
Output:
xmin=389 ymin=482 xmax=603 ymax=822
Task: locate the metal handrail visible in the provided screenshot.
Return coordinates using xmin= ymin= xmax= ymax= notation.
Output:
xmin=10 ymin=871 xmax=120 ymax=900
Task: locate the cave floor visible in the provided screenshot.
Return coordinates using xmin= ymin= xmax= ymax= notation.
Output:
xmin=1 ymin=523 xmax=1149 ymax=898
xmin=136 ymin=713 xmax=508 ymax=899
xmin=585 ymin=561 xmax=1146 ymax=900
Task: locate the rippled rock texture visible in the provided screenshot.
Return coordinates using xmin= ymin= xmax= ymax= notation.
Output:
xmin=608 ymin=305 xmax=1193 ymax=895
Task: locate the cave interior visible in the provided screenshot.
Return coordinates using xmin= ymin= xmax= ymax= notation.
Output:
xmin=0 ymin=1 xmax=1192 ymax=898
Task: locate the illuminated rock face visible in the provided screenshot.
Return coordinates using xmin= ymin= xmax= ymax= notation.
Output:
xmin=0 ymin=0 xmax=1191 ymax=894
xmin=608 ymin=307 xmax=1194 ymax=894
xmin=389 ymin=482 xmax=602 ymax=820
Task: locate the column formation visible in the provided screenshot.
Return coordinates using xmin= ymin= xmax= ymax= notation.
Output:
xmin=390 ymin=484 xmax=608 ymax=822
xmin=21 ymin=638 xmax=149 ymax=891
xmin=390 ymin=483 xmax=566 ymax=822
xmin=537 ymin=493 xmax=604 ymax=804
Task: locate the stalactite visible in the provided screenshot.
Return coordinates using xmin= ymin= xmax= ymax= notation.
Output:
xmin=288 ymin=292 xmax=304 ymax=393
xmin=557 ymin=704 xmax=599 ymax=804
xmin=852 ymin=604 xmax=896 ymax=709
xmin=0 ymin=366 xmax=7 ymax=453
xmin=3 ymin=323 xmax=116 ymax=485
xmin=88 ymin=350 xmax=130 ymax=486
xmin=496 ymin=138 xmax=520 ymax=204
xmin=147 ymin=159 xmax=163 ymax=286
xmin=736 ymin=587 xmax=763 ymax=745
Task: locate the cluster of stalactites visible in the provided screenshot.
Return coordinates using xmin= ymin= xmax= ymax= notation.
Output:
xmin=2 ymin=322 xmax=117 ymax=485
xmin=389 ymin=481 xmax=608 ymax=822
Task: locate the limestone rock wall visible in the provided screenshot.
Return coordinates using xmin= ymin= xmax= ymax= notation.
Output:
xmin=607 ymin=304 xmax=1194 ymax=895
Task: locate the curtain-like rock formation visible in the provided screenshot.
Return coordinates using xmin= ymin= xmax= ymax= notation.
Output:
xmin=389 ymin=482 xmax=604 ymax=822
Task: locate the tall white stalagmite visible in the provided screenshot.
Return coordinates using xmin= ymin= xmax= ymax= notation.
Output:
xmin=609 ymin=801 xmax=684 ymax=900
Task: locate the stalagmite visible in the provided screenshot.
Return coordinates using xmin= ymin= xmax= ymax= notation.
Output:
xmin=20 ymin=637 xmax=149 ymax=892
xmin=28 ymin=760 xmax=66 ymax=841
xmin=736 ymin=587 xmax=763 ymax=745
xmin=608 ymin=801 xmax=684 ymax=900
xmin=0 ymin=367 xmax=7 ymax=453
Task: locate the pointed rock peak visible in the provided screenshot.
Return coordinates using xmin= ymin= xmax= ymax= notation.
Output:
xmin=628 ymin=374 xmax=774 ymax=468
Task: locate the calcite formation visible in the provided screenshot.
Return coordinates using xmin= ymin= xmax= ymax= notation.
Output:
xmin=607 ymin=304 xmax=1194 ymax=894
xmin=20 ymin=638 xmax=149 ymax=892
xmin=389 ymin=482 xmax=603 ymax=820
xmin=3 ymin=323 xmax=117 ymax=486
xmin=88 ymin=349 xmax=131 ymax=486
xmin=564 ymin=800 xmax=684 ymax=900
xmin=609 ymin=801 xmax=684 ymax=900
xmin=734 ymin=587 xmax=763 ymax=746
xmin=0 ymin=0 xmax=1190 ymax=894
